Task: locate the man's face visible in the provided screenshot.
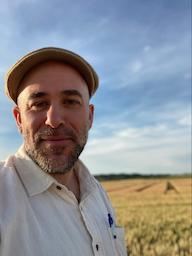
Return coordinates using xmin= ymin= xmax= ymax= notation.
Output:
xmin=13 ymin=61 xmax=94 ymax=174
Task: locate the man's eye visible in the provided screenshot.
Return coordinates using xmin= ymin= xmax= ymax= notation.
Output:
xmin=31 ymin=101 xmax=48 ymax=110
xmin=63 ymin=99 xmax=81 ymax=106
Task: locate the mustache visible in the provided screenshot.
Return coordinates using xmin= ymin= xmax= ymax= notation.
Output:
xmin=34 ymin=126 xmax=77 ymax=143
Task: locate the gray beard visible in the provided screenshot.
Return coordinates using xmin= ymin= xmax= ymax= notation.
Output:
xmin=24 ymin=125 xmax=88 ymax=174
xmin=25 ymin=143 xmax=85 ymax=174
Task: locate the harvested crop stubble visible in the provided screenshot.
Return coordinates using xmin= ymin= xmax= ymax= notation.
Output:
xmin=102 ymin=178 xmax=192 ymax=256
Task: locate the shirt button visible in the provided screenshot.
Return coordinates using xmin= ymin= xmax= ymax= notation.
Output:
xmin=96 ymin=244 xmax=99 ymax=251
xmin=56 ymin=185 xmax=62 ymax=190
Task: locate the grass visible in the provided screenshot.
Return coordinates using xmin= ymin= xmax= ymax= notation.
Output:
xmin=102 ymin=178 xmax=192 ymax=256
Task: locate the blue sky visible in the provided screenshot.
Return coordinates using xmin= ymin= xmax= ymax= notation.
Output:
xmin=0 ymin=0 xmax=191 ymax=174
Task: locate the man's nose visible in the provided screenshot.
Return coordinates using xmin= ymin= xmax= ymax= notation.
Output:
xmin=45 ymin=105 xmax=65 ymax=128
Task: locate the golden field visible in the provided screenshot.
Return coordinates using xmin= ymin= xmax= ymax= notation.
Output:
xmin=102 ymin=178 xmax=192 ymax=256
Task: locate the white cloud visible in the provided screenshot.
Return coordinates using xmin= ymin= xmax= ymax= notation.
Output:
xmin=143 ymin=45 xmax=152 ymax=53
xmin=81 ymin=122 xmax=190 ymax=174
xmin=131 ymin=61 xmax=143 ymax=73
xmin=178 ymin=114 xmax=191 ymax=126
xmin=119 ymin=39 xmax=189 ymax=87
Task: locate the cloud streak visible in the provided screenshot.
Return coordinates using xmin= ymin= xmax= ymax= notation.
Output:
xmin=82 ymin=121 xmax=190 ymax=174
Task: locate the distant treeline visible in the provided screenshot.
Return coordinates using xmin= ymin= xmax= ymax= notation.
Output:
xmin=94 ymin=173 xmax=191 ymax=181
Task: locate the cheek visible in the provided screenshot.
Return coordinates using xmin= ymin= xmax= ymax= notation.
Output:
xmin=66 ymin=113 xmax=88 ymax=134
xmin=21 ymin=113 xmax=44 ymax=136
xmin=75 ymin=110 xmax=90 ymax=125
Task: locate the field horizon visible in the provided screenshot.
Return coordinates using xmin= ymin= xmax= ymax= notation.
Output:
xmin=95 ymin=173 xmax=191 ymax=181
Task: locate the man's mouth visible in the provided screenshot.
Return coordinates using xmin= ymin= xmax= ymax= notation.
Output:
xmin=40 ymin=136 xmax=74 ymax=146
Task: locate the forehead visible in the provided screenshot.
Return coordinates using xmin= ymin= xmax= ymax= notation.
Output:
xmin=17 ymin=61 xmax=89 ymax=99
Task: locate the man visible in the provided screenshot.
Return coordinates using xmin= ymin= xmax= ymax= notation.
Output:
xmin=0 ymin=47 xmax=126 ymax=256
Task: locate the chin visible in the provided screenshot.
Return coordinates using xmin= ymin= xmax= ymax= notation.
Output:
xmin=40 ymin=149 xmax=79 ymax=173
xmin=26 ymin=141 xmax=83 ymax=173
xmin=43 ymin=158 xmax=75 ymax=174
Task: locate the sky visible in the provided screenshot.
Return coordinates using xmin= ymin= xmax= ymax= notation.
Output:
xmin=0 ymin=0 xmax=191 ymax=175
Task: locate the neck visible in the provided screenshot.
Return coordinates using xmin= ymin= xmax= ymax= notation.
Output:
xmin=50 ymin=168 xmax=80 ymax=202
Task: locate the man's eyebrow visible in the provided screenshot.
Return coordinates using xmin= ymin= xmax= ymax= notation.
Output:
xmin=28 ymin=92 xmax=48 ymax=100
xmin=61 ymin=90 xmax=82 ymax=98
xmin=28 ymin=90 xmax=83 ymax=100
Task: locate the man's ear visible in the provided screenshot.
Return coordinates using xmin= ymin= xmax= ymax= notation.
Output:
xmin=13 ymin=106 xmax=23 ymax=134
xmin=88 ymin=104 xmax=94 ymax=129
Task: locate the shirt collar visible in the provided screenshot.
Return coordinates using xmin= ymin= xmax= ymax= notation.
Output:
xmin=14 ymin=145 xmax=55 ymax=197
xmin=13 ymin=145 xmax=97 ymax=199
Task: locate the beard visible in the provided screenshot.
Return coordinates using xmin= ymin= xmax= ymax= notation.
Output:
xmin=24 ymin=125 xmax=88 ymax=174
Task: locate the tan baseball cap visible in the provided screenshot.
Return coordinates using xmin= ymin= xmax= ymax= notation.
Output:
xmin=5 ymin=47 xmax=99 ymax=103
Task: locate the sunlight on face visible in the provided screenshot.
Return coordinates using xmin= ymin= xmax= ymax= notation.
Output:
xmin=14 ymin=61 xmax=94 ymax=173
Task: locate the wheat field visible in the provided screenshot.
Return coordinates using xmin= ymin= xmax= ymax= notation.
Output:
xmin=102 ymin=177 xmax=192 ymax=256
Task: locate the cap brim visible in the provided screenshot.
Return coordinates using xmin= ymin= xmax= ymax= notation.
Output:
xmin=5 ymin=47 xmax=99 ymax=103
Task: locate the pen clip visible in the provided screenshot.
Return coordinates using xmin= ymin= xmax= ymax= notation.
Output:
xmin=108 ymin=213 xmax=113 ymax=227
xmin=108 ymin=213 xmax=117 ymax=239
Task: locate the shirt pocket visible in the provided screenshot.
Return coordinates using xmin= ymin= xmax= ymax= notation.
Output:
xmin=109 ymin=227 xmax=127 ymax=256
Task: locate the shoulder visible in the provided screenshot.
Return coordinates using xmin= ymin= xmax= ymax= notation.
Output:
xmin=0 ymin=160 xmax=4 ymax=170
xmin=0 ymin=155 xmax=26 ymax=219
xmin=0 ymin=155 xmax=24 ymax=198
xmin=0 ymin=156 xmax=16 ymax=190
xmin=0 ymin=159 xmax=10 ymax=177
xmin=94 ymin=178 xmax=116 ymax=215
xmin=94 ymin=177 xmax=108 ymax=197
xmin=0 ymin=159 xmax=7 ymax=168
xmin=0 ymin=155 xmax=15 ymax=177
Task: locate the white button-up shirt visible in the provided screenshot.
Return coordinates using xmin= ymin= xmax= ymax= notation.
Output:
xmin=0 ymin=146 xmax=126 ymax=256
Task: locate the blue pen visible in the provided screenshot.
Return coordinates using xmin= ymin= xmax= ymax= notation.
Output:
xmin=108 ymin=213 xmax=116 ymax=239
xmin=108 ymin=213 xmax=113 ymax=227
